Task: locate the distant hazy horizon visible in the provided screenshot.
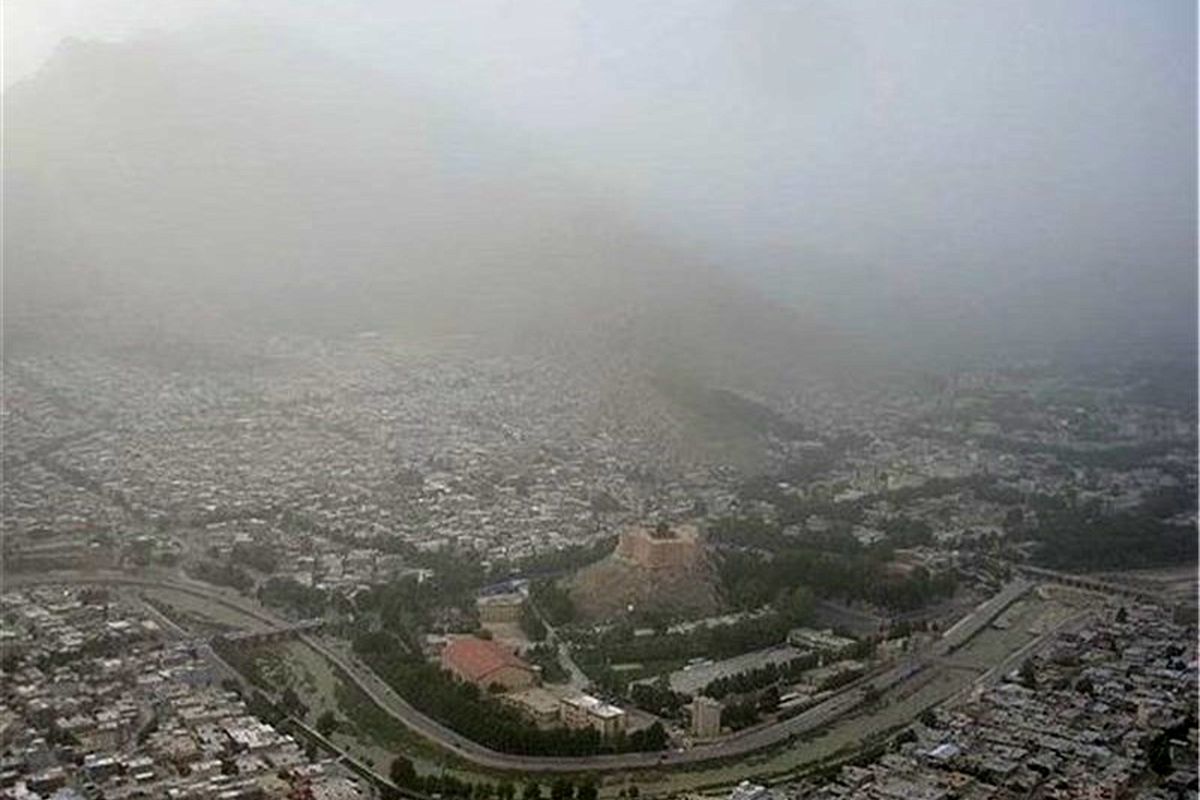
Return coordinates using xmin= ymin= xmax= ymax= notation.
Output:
xmin=5 ymin=1 xmax=1196 ymax=371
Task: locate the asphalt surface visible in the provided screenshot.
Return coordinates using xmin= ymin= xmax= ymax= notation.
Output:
xmin=10 ymin=569 xmax=1033 ymax=774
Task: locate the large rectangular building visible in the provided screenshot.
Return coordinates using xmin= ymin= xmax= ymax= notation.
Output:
xmin=440 ymin=636 xmax=536 ymax=692
xmin=691 ymin=695 xmax=722 ymax=739
xmin=477 ymin=592 xmax=526 ymax=625
xmin=503 ymin=687 xmax=562 ymax=727
xmin=560 ymin=693 xmax=627 ymax=737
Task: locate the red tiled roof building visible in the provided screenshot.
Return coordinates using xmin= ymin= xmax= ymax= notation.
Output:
xmin=440 ymin=636 xmax=536 ymax=691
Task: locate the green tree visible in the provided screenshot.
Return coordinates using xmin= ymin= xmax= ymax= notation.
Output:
xmin=247 ymin=691 xmax=282 ymax=724
xmin=523 ymin=782 xmax=542 ymax=800
xmin=389 ymin=755 xmax=417 ymax=787
xmin=281 ymin=687 xmax=308 ymax=718
xmin=550 ymin=778 xmax=574 ymax=800
xmin=316 ymin=710 xmax=338 ymax=737
xmin=1018 ymin=658 xmax=1037 ymax=690
xmin=632 ymin=721 xmax=668 ymax=751
xmin=1147 ymin=733 xmax=1173 ymax=775
xmin=759 ymin=685 xmax=781 ymax=713
xmin=531 ymin=580 xmax=576 ymax=626
xmin=781 ymin=585 xmax=815 ymax=626
xmin=520 ymin=603 xmax=547 ymax=641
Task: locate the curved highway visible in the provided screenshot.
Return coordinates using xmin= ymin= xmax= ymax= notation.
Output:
xmin=8 ymin=569 xmax=1031 ymax=774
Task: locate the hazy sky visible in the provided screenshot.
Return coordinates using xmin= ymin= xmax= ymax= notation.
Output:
xmin=7 ymin=0 xmax=1196 ymax=358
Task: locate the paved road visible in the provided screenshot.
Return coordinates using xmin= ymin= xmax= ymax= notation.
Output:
xmin=935 ymin=578 xmax=1032 ymax=655
xmin=528 ymin=597 xmax=590 ymax=692
xmin=1015 ymin=565 xmax=1166 ymax=603
xmin=8 ymin=569 xmax=1033 ymax=774
xmin=939 ymin=605 xmax=1097 ymax=710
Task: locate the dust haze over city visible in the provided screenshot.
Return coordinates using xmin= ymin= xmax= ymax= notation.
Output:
xmin=2 ymin=2 xmax=1197 ymax=799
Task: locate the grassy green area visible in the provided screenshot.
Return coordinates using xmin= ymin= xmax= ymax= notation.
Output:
xmin=141 ymin=586 xmax=272 ymax=631
xmin=601 ymin=658 xmax=688 ymax=684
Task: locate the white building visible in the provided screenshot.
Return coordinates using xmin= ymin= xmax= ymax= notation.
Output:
xmin=560 ymin=693 xmax=626 ymax=737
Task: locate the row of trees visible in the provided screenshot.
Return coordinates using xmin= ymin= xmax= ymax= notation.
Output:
xmin=520 ymin=602 xmax=548 ymax=641
xmin=699 ymin=652 xmax=821 ymax=700
xmin=721 ymin=696 xmax=766 ymax=731
xmin=530 ymin=580 xmax=576 ymax=627
xmin=817 ymin=665 xmax=865 ymax=692
xmin=387 ymin=757 xmax=620 ymax=800
xmin=695 ymin=659 xmax=865 ymax=730
xmin=574 ymin=611 xmax=796 ymax=672
xmin=628 ymin=678 xmax=689 ymax=718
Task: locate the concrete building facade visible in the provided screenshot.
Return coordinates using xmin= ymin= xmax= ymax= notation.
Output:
xmin=477 ymin=592 xmax=526 ymax=624
xmin=503 ymin=687 xmax=562 ymax=727
xmin=691 ymin=695 xmax=722 ymax=738
xmin=560 ymin=693 xmax=627 ymax=737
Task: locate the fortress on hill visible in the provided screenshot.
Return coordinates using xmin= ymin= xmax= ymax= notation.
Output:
xmin=614 ymin=523 xmax=702 ymax=570
xmin=568 ymin=522 xmax=719 ymax=621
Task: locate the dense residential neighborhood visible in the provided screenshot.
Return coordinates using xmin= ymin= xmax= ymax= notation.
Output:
xmin=1 ymin=344 xmax=1195 ymax=798
xmin=0 ymin=586 xmax=368 ymax=799
xmin=5 ymin=348 xmax=1193 ymax=588
xmin=775 ymin=602 xmax=1198 ymax=800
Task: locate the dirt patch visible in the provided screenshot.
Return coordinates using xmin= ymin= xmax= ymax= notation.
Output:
xmin=567 ymin=552 xmax=722 ymax=623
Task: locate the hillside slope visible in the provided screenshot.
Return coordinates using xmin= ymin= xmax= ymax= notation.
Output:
xmin=5 ymin=32 xmax=864 ymax=388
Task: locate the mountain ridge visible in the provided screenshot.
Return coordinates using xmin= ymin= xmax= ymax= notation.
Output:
xmin=5 ymin=29 xmax=873 ymax=400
